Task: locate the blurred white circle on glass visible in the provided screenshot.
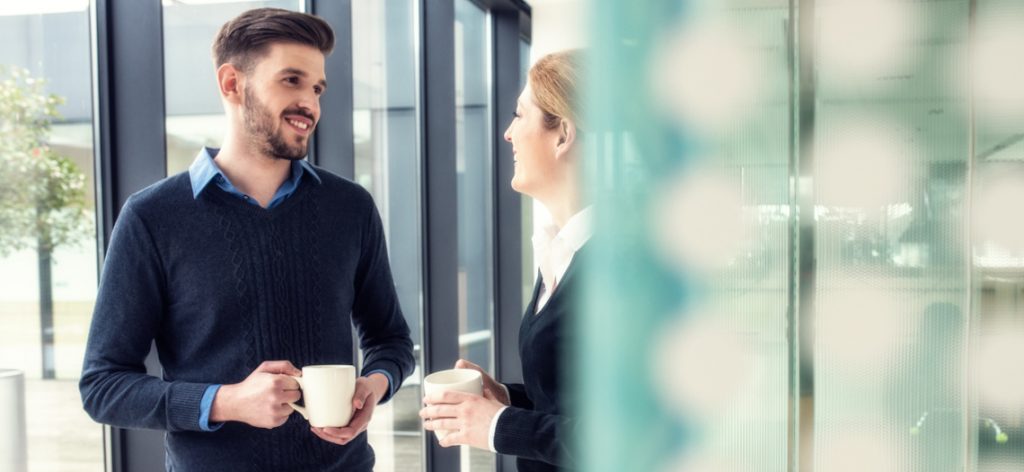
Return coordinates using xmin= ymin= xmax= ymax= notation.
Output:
xmin=652 ymin=314 xmax=754 ymax=420
xmin=816 ymin=119 xmax=912 ymax=210
xmin=816 ymin=287 xmax=900 ymax=370
xmin=974 ymin=175 xmax=1024 ymax=254
xmin=651 ymin=167 xmax=748 ymax=273
xmin=817 ymin=0 xmax=917 ymax=84
xmin=649 ymin=19 xmax=763 ymax=135
xmin=818 ymin=430 xmax=901 ymax=472
xmin=972 ymin=17 xmax=1024 ymax=123
xmin=977 ymin=331 xmax=1024 ymax=411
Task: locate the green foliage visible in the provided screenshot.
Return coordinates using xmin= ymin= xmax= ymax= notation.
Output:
xmin=0 ymin=65 xmax=88 ymax=256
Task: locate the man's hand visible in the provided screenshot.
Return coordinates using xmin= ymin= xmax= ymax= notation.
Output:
xmin=419 ymin=389 xmax=505 ymax=450
xmin=210 ymin=360 xmax=302 ymax=429
xmin=455 ymin=359 xmax=509 ymax=406
xmin=311 ymin=373 xmax=388 ymax=446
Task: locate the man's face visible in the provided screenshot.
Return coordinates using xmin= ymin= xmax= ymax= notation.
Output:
xmin=240 ymin=42 xmax=327 ymax=161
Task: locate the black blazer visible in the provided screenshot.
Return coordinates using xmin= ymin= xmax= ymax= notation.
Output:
xmin=493 ymin=245 xmax=586 ymax=471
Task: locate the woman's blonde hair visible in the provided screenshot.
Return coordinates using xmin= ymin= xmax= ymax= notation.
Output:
xmin=528 ymin=50 xmax=584 ymax=131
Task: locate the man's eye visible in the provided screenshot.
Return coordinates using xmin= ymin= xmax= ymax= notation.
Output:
xmin=284 ymin=77 xmax=299 ymax=85
xmin=314 ymin=86 xmax=324 ymax=95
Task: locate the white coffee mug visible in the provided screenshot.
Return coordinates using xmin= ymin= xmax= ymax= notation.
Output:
xmin=289 ymin=365 xmax=356 ymax=428
xmin=423 ymin=368 xmax=483 ymax=440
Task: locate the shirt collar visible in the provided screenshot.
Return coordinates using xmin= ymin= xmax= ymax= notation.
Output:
xmin=188 ymin=147 xmax=321 ymax=199
xmin=532 ymin=206 xmax=594 ymax=256
xmin=558 ymin=206 xmax=594 ymax=252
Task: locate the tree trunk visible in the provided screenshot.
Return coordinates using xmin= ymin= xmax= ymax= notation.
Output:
xmin=38 ymin=240 xmax=55 ymax=380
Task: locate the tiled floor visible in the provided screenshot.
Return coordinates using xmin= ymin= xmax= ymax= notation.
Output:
xmin=24 ymin=379 xmax=103 ymax=472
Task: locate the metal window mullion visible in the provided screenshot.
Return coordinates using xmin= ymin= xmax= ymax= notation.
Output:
xmin=419 ymin=0 xmax=460 ymax=471
xmin=963 ymin=1 xmax=979 ymax=470
xmin=794 ymin=0 xmax=816 ymax=471
xmin=490 ymin=8 xmax=524 ymax=472
xmin=309 ymin=0 xmax=355 ymax=179
xmin=91 ymin=0 xmax=169 ymax=471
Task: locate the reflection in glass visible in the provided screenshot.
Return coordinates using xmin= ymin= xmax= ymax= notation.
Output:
xmin=352 ymin=1 xmax=424 ymax=471
xmin=162 ymin=0 xmax=302 ymax=175
xmin=0 ymin=3 xmax=100 ymax=471
xmin=455 ymin=1 xmax=495 ymax=470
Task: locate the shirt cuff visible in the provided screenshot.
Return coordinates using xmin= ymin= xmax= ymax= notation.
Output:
xmin=488 ymin=406 xmax=509 ymax=453
xmin=365 ymin=369 xmax=394 ymax=401
xmin=199 ymin=384 xmax=223 ymax=432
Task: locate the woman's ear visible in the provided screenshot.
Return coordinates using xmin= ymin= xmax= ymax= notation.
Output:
xmin=217 ymin=63 xmax=243 ymax=105
xmin=555 ymin=119 xmax=578 ymax=160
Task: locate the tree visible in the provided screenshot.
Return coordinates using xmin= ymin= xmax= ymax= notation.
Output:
xmin=0 ymin=65 xmax=89 ymax=380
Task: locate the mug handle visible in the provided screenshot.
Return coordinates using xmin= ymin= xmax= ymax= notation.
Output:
xmin=287 ymin=375 xmax=308 ymax=420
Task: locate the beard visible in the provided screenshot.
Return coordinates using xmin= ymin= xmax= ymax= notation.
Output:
xmin=242 ymin=86 xmax=310 ymax=161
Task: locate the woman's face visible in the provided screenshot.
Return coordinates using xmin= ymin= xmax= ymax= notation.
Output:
xmin=504 ymin=83 xmax=563 ymax=197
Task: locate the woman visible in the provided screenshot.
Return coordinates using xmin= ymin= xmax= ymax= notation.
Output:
xmin=420 ymin=50 xmax=587 ymax=471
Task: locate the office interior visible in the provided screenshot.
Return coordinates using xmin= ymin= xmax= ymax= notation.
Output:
xmin=2 ymin=0 xmax=1024 ymax=471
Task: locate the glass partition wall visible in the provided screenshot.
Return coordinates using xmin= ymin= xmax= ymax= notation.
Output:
xmin=581 ymin=0 xmax=1024 ymax=471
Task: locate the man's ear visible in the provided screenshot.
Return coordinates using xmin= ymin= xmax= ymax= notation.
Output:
xmin=554 ymin=119 xmax=578 ymax=160
xmin=217 ymin=63 xmax=243 ymax=105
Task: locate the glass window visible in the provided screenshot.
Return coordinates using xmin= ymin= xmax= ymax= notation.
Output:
xmin=455 ymin=0 xmax=495 ymax=469
xmin=163 ymin=0 xmax=304 ymax=176
xmin=0 ymin=1 xmax=100 ymax=470
xmin=519 ymin=39 xmax=533 ymax=308
xmin=351 ymin=1 xmax=425 ymax=471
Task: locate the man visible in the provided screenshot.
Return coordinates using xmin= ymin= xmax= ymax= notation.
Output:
xmin=80 ymin=8 xmax=414 ymax=471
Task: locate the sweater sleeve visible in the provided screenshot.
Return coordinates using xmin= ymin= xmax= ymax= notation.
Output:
xmin=79 ymin=201 xmax=211 ymax=432
xmin=493 ymin=406 xmax=577 ymax=468
xmin=351 ymin=202 xmax=415 ymax=403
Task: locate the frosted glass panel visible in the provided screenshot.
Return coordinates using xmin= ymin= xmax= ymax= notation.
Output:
xmin=582 ymin=0 xmax=1024 ymax=470
xmin=689 ymin=4 xmax=792 ymax=471
xmin=973 ymin=1 xmax=1024 ymax=470
xmin=812 ymin=1 xmax=970 ymax=470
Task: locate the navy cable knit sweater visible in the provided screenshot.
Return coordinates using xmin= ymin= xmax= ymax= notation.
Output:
xmin=80 ymin=169 xmax=414 ymax=471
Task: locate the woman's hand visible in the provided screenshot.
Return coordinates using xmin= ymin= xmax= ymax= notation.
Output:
xmin=455 ymin=359 xmax=510 ymax=406
xmin=420 ymin=388 xmax=506 ymax=450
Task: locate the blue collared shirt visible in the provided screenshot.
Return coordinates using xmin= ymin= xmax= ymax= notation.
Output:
xmin=188 ymin=147 xmax=321 ymax=208
xmin=188 ymin=147 xmax=393 ymax=431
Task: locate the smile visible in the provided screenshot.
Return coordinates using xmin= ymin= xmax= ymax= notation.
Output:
xmin=287 ymin=119 xmax=310 ymax=130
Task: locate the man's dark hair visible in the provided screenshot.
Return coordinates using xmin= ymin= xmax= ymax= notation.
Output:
xmin=212 ymin=8 xmax=335 ymax=72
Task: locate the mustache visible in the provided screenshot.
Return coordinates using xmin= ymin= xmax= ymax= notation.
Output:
xmin=282 ymin=109 xmax=315 ymax=121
